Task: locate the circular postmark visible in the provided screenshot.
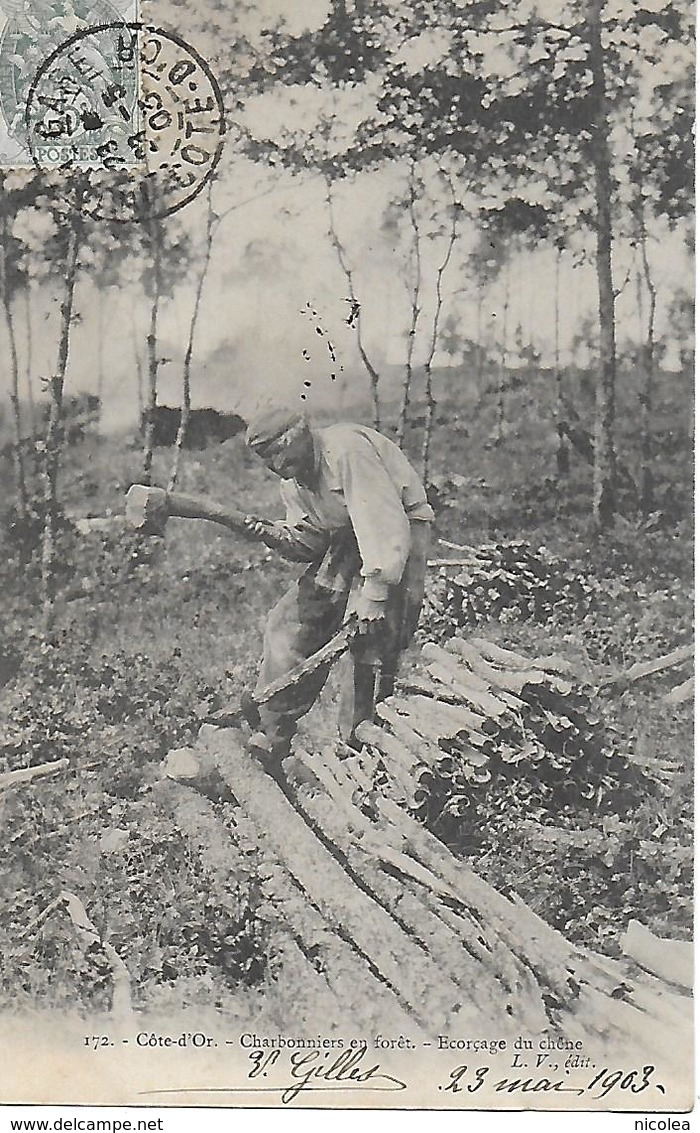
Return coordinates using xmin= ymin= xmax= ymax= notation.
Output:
xmin=25 ymin=22 xmax=225 ymax=221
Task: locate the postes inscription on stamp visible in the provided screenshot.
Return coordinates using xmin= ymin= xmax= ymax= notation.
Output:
xmin=0 ymin=0 xmax=130 ymax=156
xmin=19 ymin=18 xmax=225 ymax=220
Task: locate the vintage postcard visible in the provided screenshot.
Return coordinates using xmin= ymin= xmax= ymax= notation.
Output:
xmin=0 ymin=0 xmax=694 ymax=1116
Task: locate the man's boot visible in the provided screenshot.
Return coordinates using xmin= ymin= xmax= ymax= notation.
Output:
xmin=246 ymin=730 xmax=289 ymax=783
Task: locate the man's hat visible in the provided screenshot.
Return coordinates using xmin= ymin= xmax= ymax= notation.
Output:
xmin=245 ymin=407 xmax=308 ymax=454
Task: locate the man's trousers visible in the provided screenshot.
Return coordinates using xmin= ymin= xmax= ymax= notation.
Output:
xmin=253 ymin=521 xmax=431 ymax=755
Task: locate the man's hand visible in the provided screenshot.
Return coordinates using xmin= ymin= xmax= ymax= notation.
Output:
xmin=355 ymin=594 xmax=387 ymax=635
xmin=243 ymin=517 xmax=328 ymax=562
xmin=242 ymin=515 xmax=273 ymax=538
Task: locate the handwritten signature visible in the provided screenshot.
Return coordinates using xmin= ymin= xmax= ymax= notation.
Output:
xmin=140 ymin=1047 xmax=407 ymax=1105
xmin=270 ymin=1048 xmax=407 ymax=1104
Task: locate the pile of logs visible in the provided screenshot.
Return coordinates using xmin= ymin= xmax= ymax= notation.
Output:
xmin=159 ymin=712 xmax=691 ymax=1061
xmin=357 ymin=636 xmax=649 ymax=847
xmin=424 ymin=540 xmax=596 ymax=631
xmin=154 ymin=629 xmax=690 ymax=1055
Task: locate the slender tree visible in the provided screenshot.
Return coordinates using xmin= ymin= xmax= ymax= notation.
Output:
xmin=325 ymin=175 xmax=382 ymax=431
xmin=396 ymin=162 xmax=422 ymax=449
xmin=554 ymin=241 xmax=569 ymax=474
xmin=585 ymin=0 xmax=617 ymax=528
xmin=41 ymin=185 xmax=85 ymax=624
xmin=23 ymin=282 xmax=36 ymax=442
xmin=168 ymin=193 xmax=215 ymax=491
xmin=421 ymin=175 xmax=461 ymax=482
xmin=142 ymin=216 xmax=163 ymax=486
xmin=0 ymin=173 xmax=31 ymax=516
xmin=632 ymin=198 xmax=657 ymax=514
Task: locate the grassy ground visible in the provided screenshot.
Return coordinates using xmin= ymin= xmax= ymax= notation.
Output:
xmin=0 ymin=366 xmax=693 ymax=1016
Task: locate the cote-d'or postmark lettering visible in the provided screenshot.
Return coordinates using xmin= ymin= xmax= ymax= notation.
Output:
xmin=6 ymin=11 xmax=224 ymax=221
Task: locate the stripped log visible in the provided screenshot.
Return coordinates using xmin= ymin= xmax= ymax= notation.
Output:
xmin=422 ymin=644 xmax=521 ymax=715
xmin=162 ymin=723 xmax=690 ymax=1065
xmin=158 ymin=778 xmax=414 ymax=1035
xmin=375 ymin=702 xmax=466 ymax=757
xmin=446 ymin=637 xmax=572 ymax=695
xmin=413 ymin=884 xmax=554 ymax=1035
xmin=378 ymin=694 xmax=498 ymax=745
xmin=664 ymin=676 xmax=693 ymax=706
xmin=471 ymin=637 xmax=575 ymax=676
xmin=621 ymin=920 xmax=693 ymax=990
xmin=363 ymin=791 xmax=617 ymax=1009
xmin=395 ymin=672 xmax=468 ymax=706
xmin=354 ymin=721 xmax=422 ymax=803
xmin=604 ymin=644 xmax=694 ymax=689
xmin=351 ymin=778 xmax=687 ymax=1059
xmin=199 ymin=727 xmax=478 ymax=1033
xmin=287 ymin=746 xmax=560 ymax=1032
xmin=426 ymin=659 xmax=515 ymax=714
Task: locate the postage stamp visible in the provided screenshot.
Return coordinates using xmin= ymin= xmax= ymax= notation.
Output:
xmin=0 ymin=0 xmax=136 ymax=163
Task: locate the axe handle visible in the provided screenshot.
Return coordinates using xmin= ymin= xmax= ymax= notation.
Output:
xmin=166 ymin=491 xmax=258 ymax=533
xmin=164 ymin=490 xmax=326 ymax=561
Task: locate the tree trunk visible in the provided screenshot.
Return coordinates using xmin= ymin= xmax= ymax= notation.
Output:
xmin=397 ymin=166 xmax=421 ymax=449
xmin=142 ymin=222 xmax=162 ymax=485
xmin=636 ymin=203 xmax=657 ymax=514
xmin=24 ymin=284 xmax=36 ymax=442
xmin=0 ymin=212 xmax=27 ymax=517
xmin=325 ymin=180 xmax=382 ymax=430
xmin=422 ymin=184 xmax=459 ymax=485
xmin=554 ymin=244 xmax=569 ymax=474
xmin=495 ymin=259 xmax=510 ymax=443
xmin=587 ymin=0 xmax=617 ymax=529
xmin=42 ymin=223 xmax=80 ymax=627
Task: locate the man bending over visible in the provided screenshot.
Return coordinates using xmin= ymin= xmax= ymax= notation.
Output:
xmin=243 ymin=407 xmax=434 ymax=771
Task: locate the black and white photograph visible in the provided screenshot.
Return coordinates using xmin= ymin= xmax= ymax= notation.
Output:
xmin=0 ymin=0 xmax=694 ymax=1115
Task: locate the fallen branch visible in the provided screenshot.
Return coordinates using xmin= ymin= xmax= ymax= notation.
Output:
xmin=604 ymin=644 xmax=694 ymax=688
xmin=19 ymin=896 xmax=65 ymax=941
xmin=59 ymin=890 xmax=133 ymax=1019
xmin=0 ymin=758 xmax=69 ymax=790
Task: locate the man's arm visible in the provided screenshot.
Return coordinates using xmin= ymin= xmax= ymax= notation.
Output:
xmin=333 ymin=442 xmax=413 ymax=627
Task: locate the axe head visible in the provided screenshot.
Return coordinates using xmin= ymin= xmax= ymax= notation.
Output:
xmin=125 ymin=485 xmax=169 ymax=537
